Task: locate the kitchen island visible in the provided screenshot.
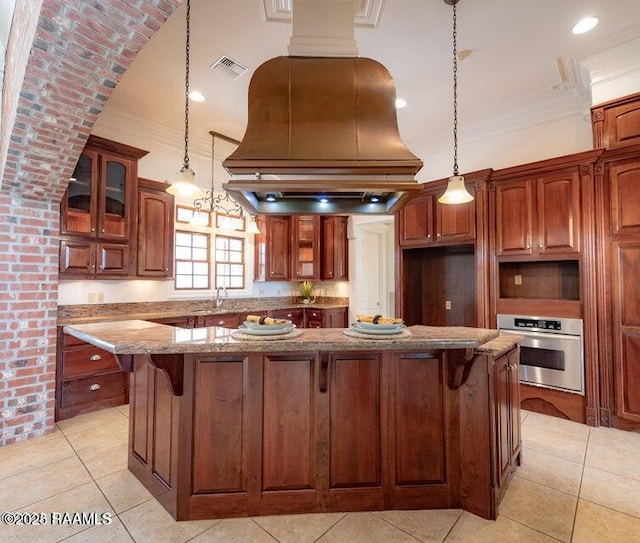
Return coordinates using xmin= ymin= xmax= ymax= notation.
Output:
xmin=64 ymin=320 xmax=520 ymax=522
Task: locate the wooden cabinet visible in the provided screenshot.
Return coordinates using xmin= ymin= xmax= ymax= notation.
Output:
xmin=491 ymin=345 xmax=521 ymax=499
xmin=321 ymin=216 xmax=349 ymax=280
xmin=399 ymin=182 xmax=476 ymax=247
xmin=137 ymin=178 xmax=174 ymax=278
xmin=592 ymin=91 xmax=640 ymax=150
xmin=199 ymin=313 xmax=243 ymax=329
xmin=306 ymin=307 xmax=348 ymax=329
xmin=292 ymin=215 xmax=320 ymax=280
xmin=128 ymin=345 xmax=512 ymax=520
xmin=59 ymin=136 xmax=148 ymax=278
xmin=55 ymin=329 xmax=128 ymax=421
xmin=494 ymin=170 xmax=581 ymax=257
xmin=254 ymin=215 xmax=291 ymax=281
xmin=255 ymin=214 xmax=349 ymax=282
xmin=272 ymin=308 xmax=305 ymax=328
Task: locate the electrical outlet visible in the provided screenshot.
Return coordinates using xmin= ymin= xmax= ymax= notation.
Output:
xmin=514 ymin=274 xmax=523 ymax=285
xmin=445 ymin=300 xmax=452 ymax=310
xmin=87 ymin=292 xmax=96 ymax=303
xmin=97 ymin=292 xmax=105 ymax=303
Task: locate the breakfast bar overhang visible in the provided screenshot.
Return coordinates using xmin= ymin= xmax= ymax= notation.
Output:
xmin=64 ymin=320 xmax=521 ymax=522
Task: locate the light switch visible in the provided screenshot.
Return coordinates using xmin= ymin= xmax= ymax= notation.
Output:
xmin=445 ymin=300 xmax=452 ymax=310
xmin=514 ymin=274 xmax=523 ymax=285
xmin=87 ymin=292 xmax=96 ymax=303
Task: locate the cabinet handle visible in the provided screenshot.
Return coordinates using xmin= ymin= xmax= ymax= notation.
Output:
xmin=526 ymin=243 xmax=531 ymax=249
xmin=539 ymin=243 xmax=544 ymax=249
xmin=437 ymin=232 xmax=441 ymax=237
xmin=91 ymin=227 xmax=96 ymax=232
xmin=89 ymin=383 xmax=101 ymax=391
xmin=218 ymin=320 xmax=226 ymax=325
xmin=89 ymin=354 xmax=102 ymax=361
xmin=287 ymin=313 xmax=292 ymax=318
xmin=427 ymin=233 xmax=431 ymax=238
xmin=101 ymin=228 xmax=105 ymax=233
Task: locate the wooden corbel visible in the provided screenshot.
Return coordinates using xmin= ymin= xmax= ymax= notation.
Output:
xmin=447 ymin=348 xmax=475 ymax=390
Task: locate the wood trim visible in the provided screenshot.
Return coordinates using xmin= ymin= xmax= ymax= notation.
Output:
xmin=495 ymin=298 xmax=582 ymax=319
xmin=86 ymin=134 xmax=149 ymax=159
xmin=520 ymin=384 xmax=586 ymax=424
xmin=491 ymin=149 xmax=604 ymax=182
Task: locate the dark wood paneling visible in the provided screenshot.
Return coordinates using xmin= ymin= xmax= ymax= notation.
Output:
xmin=399 ymin=196 xmax=432 ymax=246
xmin=132 ymin=358 xmax=150 ymax=463
xmin=498 ymin=261 xmax=580 ymax=301
xmin=393 ymin=354 xmax=446 ymax=485
xmin=436 ymin=185 xmax=476 ymax=243
xmin=619 ymin=332 xmax=640 ymax=421
xmin=152 ymin=367 xmax=174 ymax=486
xmin=192 ymin=357 xmax=247 ymax=493
xmin=262 ymin=354 xmax=316 ymax=491
xmin=330 ymin=354 xmax=381 ymax=488
xmin=520 ymin=384 xmax=586 ymax=424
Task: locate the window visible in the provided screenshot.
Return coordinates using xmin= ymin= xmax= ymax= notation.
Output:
xmin=215 ymin=235 xmax=245 ymax=289
xmin=175 ymin=230 xmax=210 ymax=289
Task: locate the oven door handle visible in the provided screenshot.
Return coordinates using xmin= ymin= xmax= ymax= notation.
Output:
xmin=500 ymin=329 xmax=581 ymax=342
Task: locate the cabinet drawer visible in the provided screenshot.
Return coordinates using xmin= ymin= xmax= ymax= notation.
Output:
xmin=307 ymin=320 xmax=322 ymax=329
xmin=201 ymin=313 xmax=242 ymax=329
xmin=307 ymin=310 xmax=322 ymax=320
xmin=60 ymin=372 xmax=126 ymax=408
xmin=64 ymin=334 xmax=88 ymax=348
xmin=62 ymin=347 xmax=120 ymax=378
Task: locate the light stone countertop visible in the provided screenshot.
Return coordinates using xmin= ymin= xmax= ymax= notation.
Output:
xmin=63 ymin=320 xmax=500 ymax=355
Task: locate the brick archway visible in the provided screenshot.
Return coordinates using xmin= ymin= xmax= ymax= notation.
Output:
xmin=0 ymin=0 xmax=181 ymax=445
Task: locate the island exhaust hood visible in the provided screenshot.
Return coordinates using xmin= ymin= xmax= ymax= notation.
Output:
xmin=222 ymin=2 xmax=423 ymax=215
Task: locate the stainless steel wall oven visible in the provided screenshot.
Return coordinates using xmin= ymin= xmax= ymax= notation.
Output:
xmin=497 ymin=314 xmax=584 ymax=395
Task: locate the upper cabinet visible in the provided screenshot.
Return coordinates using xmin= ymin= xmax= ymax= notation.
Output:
xmin=494 ymin=169 xmax=581 ymax=258
xmin=137 ymin=178 xmax=175 ymax=278
xmin=321 ymin=216 xmax=349 ymax=281
xmin=592 ymin=91 xmax=640 ymax=151
xmin=254 ymin=215 xmax=291 ymax=282
xmin=59 ymin=136 xmax=148 ymax=278
xmin=255 ymin=214 xmax=349 ymax=282
xmin=292 ymin=215 xmax=320 ymax=280
xmin=398 ymin=181 xmax=476 ymax=247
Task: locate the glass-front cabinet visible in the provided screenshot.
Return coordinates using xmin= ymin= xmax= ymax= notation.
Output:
xmin=292 ymin=215 xmax=320 ymax=280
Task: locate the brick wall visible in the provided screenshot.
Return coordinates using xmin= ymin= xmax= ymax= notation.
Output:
xmin=0 ymin=0 xmax=181 ymax=446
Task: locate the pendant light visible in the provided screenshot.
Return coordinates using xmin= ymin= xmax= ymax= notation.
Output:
xmin=438 ymin=0 xmax=474 ymax=205
xmin=166 ymin=0 xmax=202 ymax=197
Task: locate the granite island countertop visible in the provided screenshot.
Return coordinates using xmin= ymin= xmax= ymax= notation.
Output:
xmin=64 ymin=320 xmax=500 ymax=354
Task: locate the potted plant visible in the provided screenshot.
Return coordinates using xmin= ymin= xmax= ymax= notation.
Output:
xmin=299 ymin=280 xmax=314 ymax=303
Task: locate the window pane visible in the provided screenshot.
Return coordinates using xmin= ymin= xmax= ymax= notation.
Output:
xmin=175 ymin=246 xmax=192 ymax=260
xmin=194 ymin=262 xmax=209 ymax=275
xmin=231 ymin=264 xmax=243 ymax=275
xmin=193 ymin=275 xmax=209 ymax=289
xmin=193 ymin=234 xmax=208 ymax=248
xmin=229 ymin=239 xmax=242 ymax=251
xmin=175 ymin=275 xmax=192 ymax=289
xmin=229 ymin=251 xmax=242 ymax=263
xmin=176 ymin=261 xmax=193 ymax=275
xmin=192 ymin=248 xmax=208 ymax=261
xmin=230 ymin=277 xmax=243 ymax=288
xmin=176 ymin=232 xmax=192 ymax=246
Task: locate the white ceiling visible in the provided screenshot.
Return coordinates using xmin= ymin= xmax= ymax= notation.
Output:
xmin=100 ymin=0 xmax=640 ymax=179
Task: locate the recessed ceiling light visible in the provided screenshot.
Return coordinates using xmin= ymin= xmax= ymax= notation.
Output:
xmin=572 ymin=16 xmax=599 ymax=35
xmin=319 ymin=197 xmax=329 ymax=204
xmin=395 ymin=97 xmax=407 ymax=109
xmin=189 ymin=90 xmax=205 ymax=102
xmin=265 ymin=193 xmax=277 ymax=202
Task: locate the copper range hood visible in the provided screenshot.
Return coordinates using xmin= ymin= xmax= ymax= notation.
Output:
xmin=222 ymin=55 xmax=424 ymax=215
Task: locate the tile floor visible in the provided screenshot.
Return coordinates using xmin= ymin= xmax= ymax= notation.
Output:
xmin=1 ymin=407 xmax=639 ymax=542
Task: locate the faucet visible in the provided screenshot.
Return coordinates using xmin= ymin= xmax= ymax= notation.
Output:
xmin=215 ymin=286 xmax=228 ymax=309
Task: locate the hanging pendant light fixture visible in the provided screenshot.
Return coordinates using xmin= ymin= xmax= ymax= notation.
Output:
xmin=438 ymin=0 xmax=474 ymax=205
xmin=166 ymin=0 xmax=202 ymax=197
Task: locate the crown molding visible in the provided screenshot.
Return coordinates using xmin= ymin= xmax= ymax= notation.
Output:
xmin=258 ymin=0 xmax=386 ymax=28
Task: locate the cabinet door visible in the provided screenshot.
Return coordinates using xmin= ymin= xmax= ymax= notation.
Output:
xmin=495 ymin=180 xmax=533 ymax=256
xmin=603 ymin=100 xmax=640 ymax=150
xmin=137 ymin=188 xmax=174 ymax=277
xmin=306 ymin=309 xmax=323 ymax=329
xmin=272 ymin=308 xmax=305 ymax=328
xmin=611 ymin=242 xmax=640 ymax=423
xmin=61 ymin=150 xmax=99 ymax=236
xmin=292 ymin=215 xmax=320 ymax=280
xmin=610 ymin=160 xmax=640 ymax=235
xmin=59 ymin=239 xmax=96 ymax=276
xmin=324 ymin=308 xmax=347 ymax=328
xmin=96 ymin=243 xmax=129 ymax=276
xmin=493 ymin=352 xmax=511 ymax=487
xmin=537 ymin=170 xmax=581 ymax=254
xmin=260 ymin=353 xmax=320 ymax=513
xmin=436 ymin=184 xmax=476 ymax=243
xmin=399 ymin=196 xmax=434 ymax=246
xmin=98 ymin=152 xmax=133 ymax=240
xmin=267 ymin=216 xmax=290 ymax=281
xmin=328 ymin=353 xmax=384 ymax=509
xmin=322 ymin=216 xmax=349 ymax=280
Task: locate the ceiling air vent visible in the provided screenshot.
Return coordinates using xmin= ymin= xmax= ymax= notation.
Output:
xmin=210 ymin=55 xmax=247 ymax=79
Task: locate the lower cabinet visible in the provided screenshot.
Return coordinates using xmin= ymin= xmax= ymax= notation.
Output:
xmin=271 ymin=308 xmax=305 ymax=328
xmin=56 ymin=329 xmax=128 ymax=421
xmin=198 ymin=313 xmax=243 ymax=329
xmin=306 ymin=307 xmax=348 ymax=328
xmin=490 ymin=345 xmax=522 ymax=501
xmin=128 ymin=346 xmax=518 ymax=520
